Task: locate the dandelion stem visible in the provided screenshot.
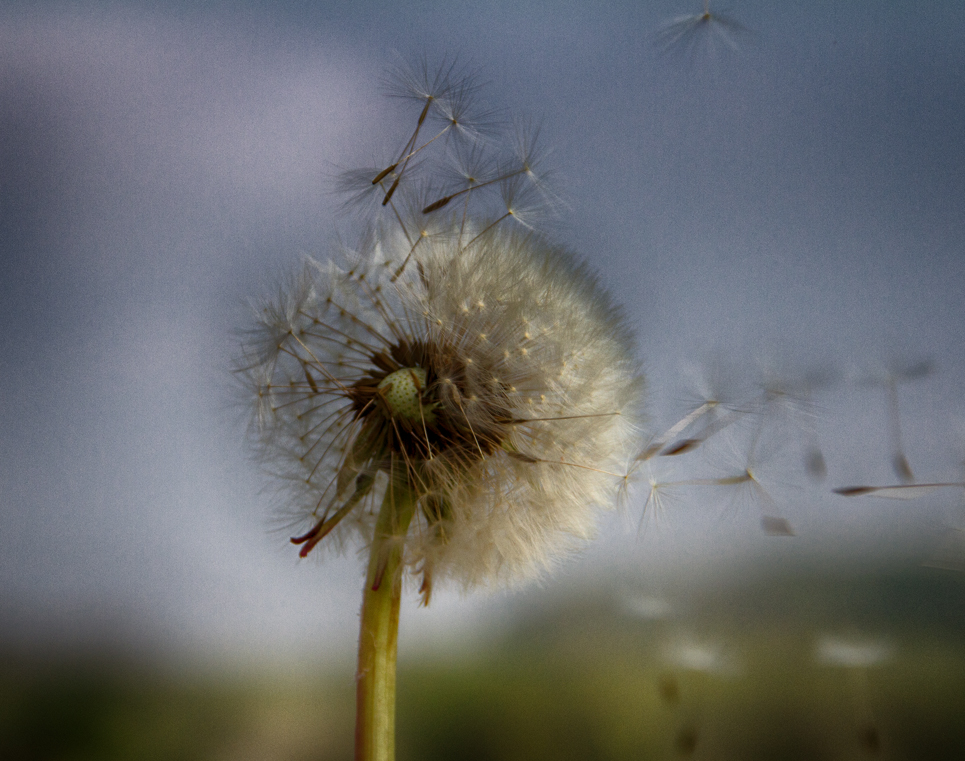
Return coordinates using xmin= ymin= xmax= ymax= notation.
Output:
xmin=355 ymin=469 xmax=417 ymax=761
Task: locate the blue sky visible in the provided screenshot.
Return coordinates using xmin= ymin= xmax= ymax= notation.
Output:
xmin=2 ymin=1 xmax=964 ymax=662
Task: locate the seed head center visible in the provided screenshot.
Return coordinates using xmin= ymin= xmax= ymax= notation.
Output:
xmin=378 ymin=367 xmax=429 ymax=421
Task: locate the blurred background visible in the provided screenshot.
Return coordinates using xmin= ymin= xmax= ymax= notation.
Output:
xmin=2 ymin=1 xmax=964 ymax=758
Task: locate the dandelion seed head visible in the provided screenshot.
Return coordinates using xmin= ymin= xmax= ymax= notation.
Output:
xmin=236 ymin=57 xmax=647 ymax=597
xmin=240 ymin=221 xmax=645 ymax=592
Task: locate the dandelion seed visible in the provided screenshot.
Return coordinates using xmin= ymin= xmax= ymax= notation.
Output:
xmin=700 ymin=427 xmax=797 ymax=535
xmin=834 ymin=482 xmax=964 ymax=499
xmin=647 ymin=400 xmax=719 ymax=458
xmin=639 ymin=480 xmax=668 ymax=533
xmin=858 ymin=358 xmax=934 ymax=484
xmin=757 ymin=364 xmax=836 ymax=482
xmin=650 ymin=360 xmax=757 ymax=460
xmin=656 ymin=0 xmax=748 ymax=59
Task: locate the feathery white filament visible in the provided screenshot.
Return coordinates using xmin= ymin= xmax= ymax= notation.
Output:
xmin=238 ymin=59 xmax=646 ymax=597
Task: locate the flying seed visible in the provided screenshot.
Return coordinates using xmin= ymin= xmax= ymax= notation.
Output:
xmin=422 ymin=195 xmax=453 ymax=213
xmin=372 ymin=163 xmax=398 ymax=184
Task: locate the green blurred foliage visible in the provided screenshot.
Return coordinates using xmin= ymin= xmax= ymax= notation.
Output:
xmin=0 ymin=656 xmax=355 ymax=761
xmin=397 ymin=562 xmax=965 ymax=760
xmin=3 ymin=562 xmax=964 ymax=760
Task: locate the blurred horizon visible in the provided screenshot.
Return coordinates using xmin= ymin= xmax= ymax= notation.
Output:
xmin=4 ymin=554 xmax=964 ymax=759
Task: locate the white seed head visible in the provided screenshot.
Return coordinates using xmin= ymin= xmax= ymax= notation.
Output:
xmin=240 ymin=223 xmax=645 ymax=595
xmin=237 ymin=60 xmax=646 ymax=600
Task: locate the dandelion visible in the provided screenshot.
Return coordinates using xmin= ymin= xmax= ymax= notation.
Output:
xmin=237 ymin=58 xmax=645 ymax=760
xmin=243 ymin=228 xmax=644 ymax=589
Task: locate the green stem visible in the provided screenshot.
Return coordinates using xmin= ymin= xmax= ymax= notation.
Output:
xmin=355 ymin=473 xmax=417 ymax=761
